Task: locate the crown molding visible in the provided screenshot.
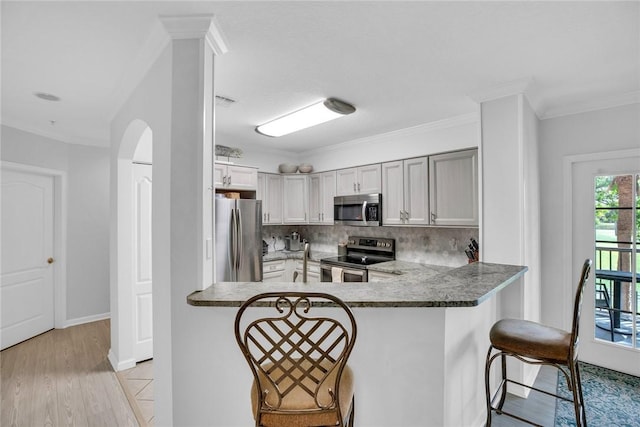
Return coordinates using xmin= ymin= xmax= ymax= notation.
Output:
xmin=539 ymin=90 xmax=640 ymax=120
xmin=159 ymin=14 xmax=229 ymax=55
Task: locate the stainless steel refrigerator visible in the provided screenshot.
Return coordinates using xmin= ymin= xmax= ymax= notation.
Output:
xmin=215 ymin=198 xmax=263 ymax=282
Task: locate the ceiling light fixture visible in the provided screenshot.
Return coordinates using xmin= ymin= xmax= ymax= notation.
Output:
xmin=255 ymin=98 xmax=356 ymax=137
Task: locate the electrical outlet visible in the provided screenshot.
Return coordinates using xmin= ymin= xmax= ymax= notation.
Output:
xmin=449 ymin=238 xmax=458 ymax=250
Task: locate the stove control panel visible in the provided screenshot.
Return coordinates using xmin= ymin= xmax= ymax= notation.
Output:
xmin=346 ymin=236 xmax=395 ymax=254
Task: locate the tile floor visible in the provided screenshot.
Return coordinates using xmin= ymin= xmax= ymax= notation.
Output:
xmin=117 ymin=359 xmax=154 ymax=426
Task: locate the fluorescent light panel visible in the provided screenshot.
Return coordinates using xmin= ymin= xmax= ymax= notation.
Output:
xmin=256 ymin=98 xmax=355 ymax=137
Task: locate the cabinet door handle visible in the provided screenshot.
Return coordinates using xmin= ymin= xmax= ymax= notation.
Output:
xmin=318 ymin=213 xmax=321 ymax=221
xmin=222 ymin=176 xmax=227 ymax=185
xmin=321 ymin=212 xmax=324 ymax=221
xmin=431 ymin=212 xmax=436 ymax=222
xmin=400 ymin=210 xmax=404 ymax=221
xmin=357 ymin=182 xmax=361 ymax=192
xmin=228 ymin=176 xmax=232 ymax=186
xmin=353 ymin=182 xmax=357 ymax=192
xmin=268 ymin=213 xmax=270 ymax=222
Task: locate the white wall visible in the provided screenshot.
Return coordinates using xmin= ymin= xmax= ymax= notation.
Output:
xmin=478 ymin=93 xmax=542 ymax=395
xmin=539 ymin=102 xmax=640 ymax=328
xmin=66 ymin=145 xmax=110 ymax=319
xmin=110 ymin=45 xmax=173 ymax=423
xmin=523 ymin=98 xmax=541 ymax=324
xmin=1 ymin=125 xmax=111 ymax=322
xmin=308 ymin=116 xmax=478 ymax=171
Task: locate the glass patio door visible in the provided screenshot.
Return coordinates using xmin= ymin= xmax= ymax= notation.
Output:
xmin=572 ymin=155 xmax=640 ymax=376
xmin=594 ymin=174 xmax=638 ymax=350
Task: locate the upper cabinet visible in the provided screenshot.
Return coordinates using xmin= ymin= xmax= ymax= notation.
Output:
xmin=428 ymin=149 xmax=478 ymax=226
xmin=382 ymin=157 xmax=429 ymax=225
xmin=308 ymin=171 xmax=336 ymax=224
xmin=336 ymin=164 xmax=381 ymax=196
xmin=257 ymin=173 xmax=283 ymax=224
xmin=256 ymin=147 xmax=477 ymax=228
xmin=283 ymin=175 xmax=309 ymax=224
xmin=214 ymin=163 xmax=258 ymax=191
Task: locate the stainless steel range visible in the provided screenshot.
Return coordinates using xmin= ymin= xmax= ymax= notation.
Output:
xmin=320 ymin=236 xmax=395 ymax=282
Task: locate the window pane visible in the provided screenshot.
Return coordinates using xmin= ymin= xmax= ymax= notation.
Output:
xmin=595 ymin=175 xmax=634 ymax=208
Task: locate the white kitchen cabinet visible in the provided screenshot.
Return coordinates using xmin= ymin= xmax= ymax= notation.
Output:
xmin=429 ymin=149 xmax=478 ymax=226
xmin=368 ymin=270 xmax=397 ymax=282
xmin=382 ymin=157 xmax=429 ymax=225
xmin=294 ymin=260 xmax=320 ymax=283
xmin=283 ymin=175 xmax=309 ymax=224
xmin=336 ymin=164 xmax=381 ymax=196
xmin=308 ymin=171 xmax=336 ymax=224
xmin=257 ymin=173 xmax=283 ymax=224
xmin=262 ymin=259 xmax=286 ymax=282
xmin=214 ymin=162 xmax=258 ymax=191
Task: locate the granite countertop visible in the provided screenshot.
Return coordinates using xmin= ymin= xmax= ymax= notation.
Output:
xmin=187 ymin=262 xmax=527 ymax=308
xmin=367 ymin=260 xmax=453 ymax=276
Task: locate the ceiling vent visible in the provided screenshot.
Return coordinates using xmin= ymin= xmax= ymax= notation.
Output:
xmin=215 ymin=95 xmax=236 ymax=108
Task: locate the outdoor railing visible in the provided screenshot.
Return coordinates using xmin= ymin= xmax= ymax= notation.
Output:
xmin=594 ymin=246 xmax=639 ymax=323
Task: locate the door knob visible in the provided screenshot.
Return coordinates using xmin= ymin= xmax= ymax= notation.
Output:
xmin=47 ymin=257 xmax=55 ymax=264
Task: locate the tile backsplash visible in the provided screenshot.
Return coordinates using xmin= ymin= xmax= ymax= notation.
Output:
xmin=263 ymin=225 xmax=478 ymax=267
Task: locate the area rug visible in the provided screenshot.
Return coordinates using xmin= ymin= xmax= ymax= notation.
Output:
xmin=555 ymin=362 xmax=640 ymax=426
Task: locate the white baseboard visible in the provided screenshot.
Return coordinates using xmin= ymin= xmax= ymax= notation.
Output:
xmin=61 ymin=311 xmax=111 ymax=329
xmin=108 ymin=348 xmax=137 ymax=372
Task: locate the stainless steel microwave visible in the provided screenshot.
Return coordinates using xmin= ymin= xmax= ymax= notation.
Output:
xmin=334 ymin=193 xmax=381 ymax=226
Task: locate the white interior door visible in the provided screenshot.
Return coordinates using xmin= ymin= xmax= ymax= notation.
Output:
xmin=571 ymin=154 xmax=640 ymax=376
xmin=1 ymin=169 xmax=54 ymax=350
xmin=133 ymin=163 xmax=153 ymax=361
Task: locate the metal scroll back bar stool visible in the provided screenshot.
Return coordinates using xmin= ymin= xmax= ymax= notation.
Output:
xmin=234 ymin=291 xmax=357 ymax=427
xmin=484 ymin=258 xmax=592 ymax=427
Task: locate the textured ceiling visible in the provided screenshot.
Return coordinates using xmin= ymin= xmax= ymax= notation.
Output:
xmin=2 ymin=1 xmax=638 ymax=152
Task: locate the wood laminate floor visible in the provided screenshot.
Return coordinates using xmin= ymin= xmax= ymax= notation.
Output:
xmin=2 ymin=318 xmax=563 ymax=426
xmin=1 ymin=319 xmax=138 ymax=427
xmin=490 ymin=364 xmax=559 ymax=426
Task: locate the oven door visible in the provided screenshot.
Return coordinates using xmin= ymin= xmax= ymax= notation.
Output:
xmin=320 ymin=264 xmax=368 ymax=282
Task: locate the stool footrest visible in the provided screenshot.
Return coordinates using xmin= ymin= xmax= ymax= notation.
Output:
xmin=504 ymin=378 xmax=575 ymax=404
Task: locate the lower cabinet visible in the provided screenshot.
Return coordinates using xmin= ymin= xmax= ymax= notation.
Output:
xmin=294 ymin=260 xmax=320 ymax=283
xmin=262 ymin=259 xmax=286 ymax=282
xmin=262 ymin=259 xmax=319 ymax=282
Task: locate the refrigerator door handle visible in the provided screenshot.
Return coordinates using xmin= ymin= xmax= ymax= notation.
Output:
xmin=236 ymin=207 xmax=243 ymax=272
xmin=231 ymin=207 xmax=238 ymax=281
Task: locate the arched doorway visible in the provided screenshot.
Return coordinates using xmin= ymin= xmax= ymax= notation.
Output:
xmin=111 ymin=119 xmax=153 ymax=371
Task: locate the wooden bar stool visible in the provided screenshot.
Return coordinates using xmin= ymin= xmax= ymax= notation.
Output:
xmin=234 ymin=292 xmax=357 ymax=427
xmin=485 ymin=259 xmax=592 ymax=427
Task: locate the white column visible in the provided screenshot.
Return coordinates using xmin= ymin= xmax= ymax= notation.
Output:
xmin=471 ymin=78 xmax=542 ymax=396
xmin=155 ymin=14 xmax=227 ymax=425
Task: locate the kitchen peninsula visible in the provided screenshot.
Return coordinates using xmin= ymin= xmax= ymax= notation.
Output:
xmin=187 ymin=261 xmax=526 ymax=426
